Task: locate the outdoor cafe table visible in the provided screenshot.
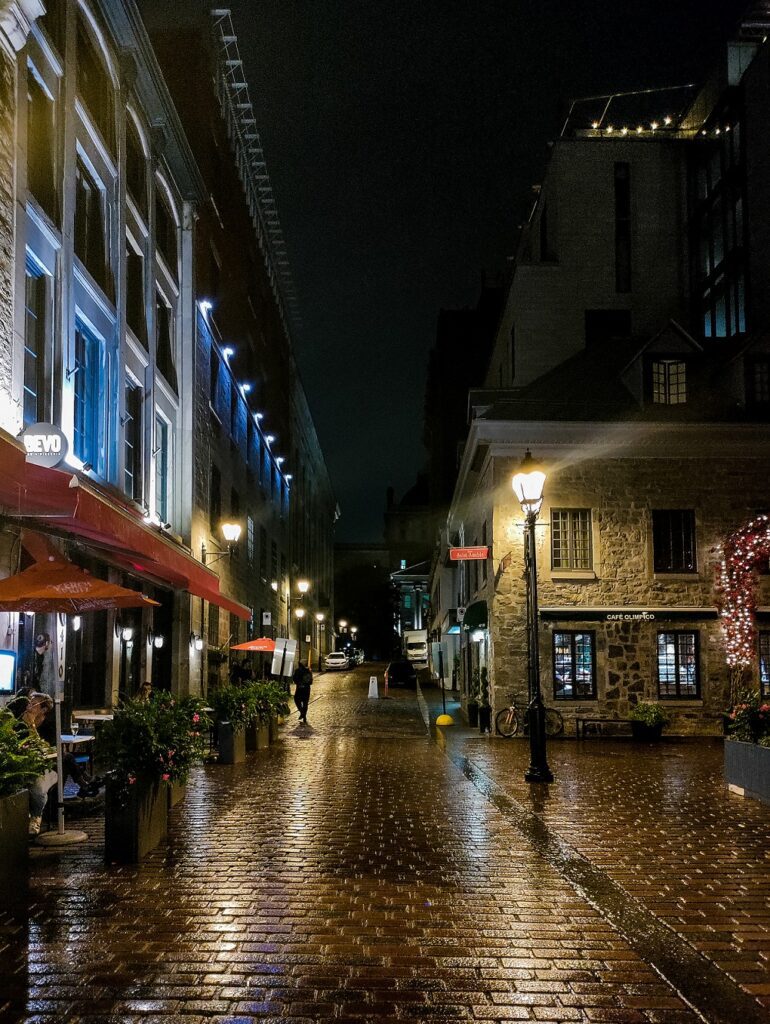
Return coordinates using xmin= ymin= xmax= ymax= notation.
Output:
xmin=60 ymin=734 xmax=95 ymax=775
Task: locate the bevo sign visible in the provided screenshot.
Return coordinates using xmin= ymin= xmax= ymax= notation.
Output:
xmin=20 ymin=423 xmax=69 ymax=468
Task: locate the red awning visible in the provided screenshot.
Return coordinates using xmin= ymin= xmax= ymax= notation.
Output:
xmin=0 ymin=429 xmax=251 ymax=620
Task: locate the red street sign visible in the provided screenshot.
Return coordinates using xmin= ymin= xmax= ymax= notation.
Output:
xmin=449 ymin=546 xmax=489 ymax=561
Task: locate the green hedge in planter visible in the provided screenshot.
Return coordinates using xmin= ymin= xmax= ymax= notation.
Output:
xmin=0 ymin=707 xmax=49 ymax=799
xmin=95 ymin=693 xmax=211 ymax=804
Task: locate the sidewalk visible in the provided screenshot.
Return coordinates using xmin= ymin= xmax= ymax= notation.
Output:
xmin=420 ymin=684 xmax=770 ymax=1019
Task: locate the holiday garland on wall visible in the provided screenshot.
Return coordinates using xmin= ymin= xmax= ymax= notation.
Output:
xmin=715 ymin=514 xmax=770 ymax=677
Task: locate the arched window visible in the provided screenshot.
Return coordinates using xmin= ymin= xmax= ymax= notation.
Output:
xmin=76 ymin=13 xmax=116 ymax=152
xmin=126 ymin=114 xmax=148 ymax=216
xmin=155 ymin=184 xmax=178 ymax=274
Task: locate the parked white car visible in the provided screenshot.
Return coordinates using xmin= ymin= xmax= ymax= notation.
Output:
xmin=324 ymin=651 xmax=349 ymax=671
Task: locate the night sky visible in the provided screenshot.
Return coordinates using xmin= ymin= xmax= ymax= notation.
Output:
xmin=146 ymin=0 xmax=747 ymax=540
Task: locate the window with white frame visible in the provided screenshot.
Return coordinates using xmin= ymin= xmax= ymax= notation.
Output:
xmin=125 ymin=237 xmax=147 ymax=345
xmin=124 ymin=378 xmax=142 ymax=502
xmin=74 ymin=158 xmax=112 ymax=299
xmin=155 ymin=290 xmax=177 ymax=392
xmin=73 ymin=321 xmax=105 ymax=472
xmin=23 ymin=257 xmax=49 ymax=426
xmin=154 ymin=414 xmax=170 ymax=524
xmin=26 ymin=66 xmax=57 ymax=220
xmin=551 ymin=509 xmax=592 ymax=570
xmin=652 ymin=359 xmax=687 ymax=405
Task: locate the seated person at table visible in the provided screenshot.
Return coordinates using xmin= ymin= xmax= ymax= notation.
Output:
xmin=8 ymin=691 xmax=101 ymax=807
xmin=8 ymin=690 xmax=57 ymax=835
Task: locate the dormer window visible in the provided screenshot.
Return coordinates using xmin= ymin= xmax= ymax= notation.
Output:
xmin=652 ymin=359 xmax=687 ymax=405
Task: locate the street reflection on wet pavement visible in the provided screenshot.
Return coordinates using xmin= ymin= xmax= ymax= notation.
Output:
xmin=0 ymin=669 xmax=760 ymax=1022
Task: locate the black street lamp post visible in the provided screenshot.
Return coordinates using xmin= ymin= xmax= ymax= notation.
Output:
xmin=512 ymin=450 xmax=554 ymax=784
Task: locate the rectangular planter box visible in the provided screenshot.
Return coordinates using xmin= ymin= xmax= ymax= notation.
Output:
xmin=0 ymin=791 xmax=29 ymax=899
xmin=269 ymin=716 xmax=279 ymax=743
xmin=105 ymin=778 xmax=168 ymax=864
xmin=724 ymin=740 xmax=770 ymax=806
xmin=168 ymin=780 xmax=186 ymax=809
xmin=244 ymin=720 xmax=258 ymax=752
xmin=256 ymin=722 xmax=270 ymax=750
xmin=217 ymin=721 xmax=246 ymax=764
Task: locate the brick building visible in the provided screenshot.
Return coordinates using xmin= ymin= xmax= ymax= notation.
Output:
xmin=433 ymin=9 xmax=770 ymax=733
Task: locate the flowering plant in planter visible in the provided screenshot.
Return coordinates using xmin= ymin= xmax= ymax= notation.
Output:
xmin=251 ymin=680 xmax=290 ymax=722
xmin=725 ymin=690 xmax=770 ymax=744
xmin=0 ymin=708 xmax=49 ymax=798
xmin=210 ymin=682 xmax=261 ymax=728
xmin=95 ymin=693 xmax=211 ymax=802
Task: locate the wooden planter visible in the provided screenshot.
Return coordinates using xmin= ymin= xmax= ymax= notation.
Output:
xmin=168 ymin=780 xmax=186 ymax=809
xmin=256 ymin=721 xmax=270 ymax=750
xmin=105 ymin=777 xmax=168 ymax=864
xmin=725 ymin=740 xmax=770 ymax=805
xmin=630 ymin=721 xmax=664 ymax=742
xmin=244 ymin=720 xmax=258 ymax=752
xmin=217 ymin=721 xmax=246 ymax=764
xmin=0 ymin=791 xmax=29 ymax=898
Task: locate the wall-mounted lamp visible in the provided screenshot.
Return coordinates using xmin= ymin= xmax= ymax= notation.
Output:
xmin=285 ymin=474 xmax=293 ymax=482
xmin=202 ymin=521 xmax=243 ymax=564
xmin=121 ymin=626 xmax=134 ymax=643
xmin=72 ymin=615 xmax=82 ymax=632
xmin=223 ymin=346 xmax=234 ymax=359
xmin=294 ymin=608 xmax=306 ymax=619
xmin=240 ymin=383 xmax=252 ymax=395
xmin=297 ymin=579 xmax=310 ymax=595
xmin=199 ymin=299 xmax=213 ymax=315
xmin=265 ymin=434 xmax=275 ymax=445
xmin=271 ymin=580 xmax=279 ymax=592
xmin=276 ymin=457 xmax=284 ymax=466
xmin=189 ymin=632 xmax=204 ymax=652
xmin=255 ymin=412 xmax=264 ymax=421
xmin=148 ymin=629 xmax=164 ymax=649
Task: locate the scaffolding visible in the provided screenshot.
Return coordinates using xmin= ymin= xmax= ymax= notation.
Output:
xmin=211 ymin=8 xmax=301 ymax=337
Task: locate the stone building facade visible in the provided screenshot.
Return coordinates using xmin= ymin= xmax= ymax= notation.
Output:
xmin=0 ymin=0 xmax=334 ymax=706
xmin=434 ymin=10 xmax=770 ymax=734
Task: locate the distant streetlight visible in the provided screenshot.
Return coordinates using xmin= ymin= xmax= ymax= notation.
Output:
xmin=512 ymin=449 xmax=553 ymax=784
xmin=338 ymin=619 xmax=347 ymax=631
xmin=295 ymin=607 xmax=306 ymax=663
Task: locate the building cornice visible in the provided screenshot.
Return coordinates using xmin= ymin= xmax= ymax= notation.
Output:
xmin=0 ymin=0 xmax=44 ymax=58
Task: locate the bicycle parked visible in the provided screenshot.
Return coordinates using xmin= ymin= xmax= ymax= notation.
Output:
xmin=495 ymin=695 xmax=564 ymax=738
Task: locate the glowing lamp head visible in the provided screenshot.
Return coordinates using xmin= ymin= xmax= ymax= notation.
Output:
xmin=297 ymin=579 xmax=310 ymax=594
xmin=276 ymin=457 xmax=284 ymax=465
xmin=220 ymin=522 xmax=242 ymax=544
xmin=271 ymin=580 xmax=278 ymax=592
xmin=315 ymin=612 xmax=325 ymax=623
xmin=339 ymin=619 xmax=348 ymax=630
xmin=266 ymin=434 xmax=275 ymax=445
xmin=121 ymin=626 xmax=134 ymax=643
xmin=255 ymin=412 xmax=264 ymax=421
xmin=71 ymin=615 xmax=82 ymax=632
xmin=512 ymin=449 xmax=547 ymax=517
xmin=195 ymin=636 xmax=204 ymax=651
xmin=153 ymin=634 xmax=164 ymax=649
xmin=240 ymin=383 xmax=252 ymax=394
xmin=199 ymin=299 xmax=213 ymax=315
xmin=222 ymin=346 xmax=234 ymax=359
xmin=295 ymin=607 xmax=306 ymax=619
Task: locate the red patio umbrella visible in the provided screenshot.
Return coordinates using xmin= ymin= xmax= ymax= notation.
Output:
xmin=0 ymin=557 xmax=160 ymax=613
xmin=231 ymin=637 xmax=276 ymax=652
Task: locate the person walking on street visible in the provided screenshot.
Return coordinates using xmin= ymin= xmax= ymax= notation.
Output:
xmin=292 ymin=661 xmax=313 ymax=724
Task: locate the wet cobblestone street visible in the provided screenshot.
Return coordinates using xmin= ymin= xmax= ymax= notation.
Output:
xmin=0 ymin=669 xmax=766 ymax=1023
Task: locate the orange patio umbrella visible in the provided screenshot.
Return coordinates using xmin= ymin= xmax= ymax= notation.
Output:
xmin=0 ymin=557 xmax=160 ymax=613
xmin=231 ymin=637 xmax=276 ymax=652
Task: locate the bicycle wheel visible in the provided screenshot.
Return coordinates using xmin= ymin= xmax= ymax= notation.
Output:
xmin=495 ymin=707 xmax=519 ymax=738
xmin=545 ymin=708 xmax=564 ymax=736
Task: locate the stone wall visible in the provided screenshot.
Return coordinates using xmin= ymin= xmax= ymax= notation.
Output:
xmin=490 ymin=450 xmax=770 ymax=735
xmin=0 ymin=40 xmax=15 ymax=412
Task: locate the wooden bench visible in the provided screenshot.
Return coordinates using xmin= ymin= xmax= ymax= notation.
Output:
xmin=575 ymin=716 xmax=633 ymax=739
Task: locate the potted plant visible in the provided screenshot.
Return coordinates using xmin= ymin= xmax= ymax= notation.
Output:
xmin=478 ymin=667 xmax=492 ymax=734
xmin=467 ymin=669 xmax=480 ymax=727
xmin=724 ymin=691 xmax=770 ymax=805
xmin=96 ymin=693 xmax=209 ymax=863
xmin=211 ymin=683 xmax=259 ymax=763
xmin=0 ymin=709 xmax=48 ymax=896
xmin=628 ymin=701 xmax=669 ymax=741
xmin=254 ymin=680 xmax=289 ymax=748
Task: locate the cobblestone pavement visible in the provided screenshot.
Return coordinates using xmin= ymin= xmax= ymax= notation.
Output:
xmin=0 ymin=669 xmax=757 ymax=1024
xmin=422 ymin=686 xmax=770 ymax=1020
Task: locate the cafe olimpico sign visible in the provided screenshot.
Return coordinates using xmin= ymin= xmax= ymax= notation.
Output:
xmin=19 ymin=422 xmax=69 ymax=468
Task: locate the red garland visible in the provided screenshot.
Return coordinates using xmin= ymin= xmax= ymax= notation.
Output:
xmin=715 ymin=514 xmax=770 ymax=670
